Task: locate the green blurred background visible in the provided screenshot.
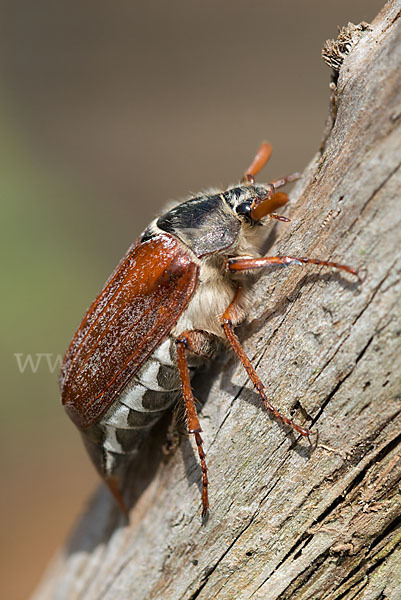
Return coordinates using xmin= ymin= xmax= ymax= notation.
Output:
xmin=0 ymin=1 xmax=384 ymax=598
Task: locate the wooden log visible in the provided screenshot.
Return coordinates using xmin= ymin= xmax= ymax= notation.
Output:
xmin=33 ymin=2 xmax=401 ymax=598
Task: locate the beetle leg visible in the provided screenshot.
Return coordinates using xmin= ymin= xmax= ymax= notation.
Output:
xmin=162 ymin=405 xmax=182 ymax=455
xmin=270 ymin=213 xmax=291 ymax=223
xmin=226 ymin=255 xmax=359 ymax=279
xmin=269 ymin=172 xmax=302 ymax=190
xmin=104 ymin=475 xmax=129 ymax=515
xmin=242 ymin=143 xmax=301 ymax=186
xmin=176 ymin=331 xmax=210 ymax=516
xmin=242 ymin=142 xmax=273 ymax=184
xmin=221 ymin=288 xmax=311 ymax=440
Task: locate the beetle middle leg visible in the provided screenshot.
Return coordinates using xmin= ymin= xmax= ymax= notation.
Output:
xmin=221 ymin=287 xmax=312 ymax=440
xmin=176 ymin=330 xmax=213 ymax=516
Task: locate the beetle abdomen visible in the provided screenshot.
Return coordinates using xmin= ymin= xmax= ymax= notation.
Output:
xmin=82 ymin=336 xmax=197 ymax=478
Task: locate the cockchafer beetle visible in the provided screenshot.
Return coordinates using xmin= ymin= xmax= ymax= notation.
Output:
xmin=60 ymin=143 xmax=358 ymax=516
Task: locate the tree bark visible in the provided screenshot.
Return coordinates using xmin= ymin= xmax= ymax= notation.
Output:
xmin=34 ymin=2 xmax=401 ymax=599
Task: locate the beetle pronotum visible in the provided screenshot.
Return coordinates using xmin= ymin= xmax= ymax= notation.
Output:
xmin=60 ymin=143 xmax=358 ymax=516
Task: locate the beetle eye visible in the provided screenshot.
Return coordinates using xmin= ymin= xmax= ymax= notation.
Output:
xmin=236 ymin=202 xmax=254 ymax=224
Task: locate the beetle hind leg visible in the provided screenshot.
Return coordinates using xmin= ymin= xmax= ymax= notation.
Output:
xmin=104 ymin=474 xmax=129 ymax=515
xmin=176 ymin=331 xmax=211 ymax=516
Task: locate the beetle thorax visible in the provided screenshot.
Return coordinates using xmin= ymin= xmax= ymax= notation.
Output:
xmin=145 ymin=186 xmax=270 ymax=338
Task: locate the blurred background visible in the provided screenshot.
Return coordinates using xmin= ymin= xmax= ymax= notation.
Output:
xmin=0 ymin=1 xmax=384 ymax=598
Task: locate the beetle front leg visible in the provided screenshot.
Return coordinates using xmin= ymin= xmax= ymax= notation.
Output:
xmin=221 ymin=288 xmax=311 ymax=440
xmin=226 ymin=255 xmax=359 ymax=279
xmin=176 ymin=330 xmax=210 ymax=517
xmin=242 ymin=142 xmax=272 ymax=184
xmin=241 ymin=141 xmax=301 ymax=188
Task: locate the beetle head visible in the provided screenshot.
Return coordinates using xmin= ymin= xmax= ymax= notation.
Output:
xmin=154 ymin=182 xmax=290 ymax=259
xmin=226 ymin=184 xmax=288 ymax=225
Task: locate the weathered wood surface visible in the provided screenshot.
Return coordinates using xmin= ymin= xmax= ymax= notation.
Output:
xmin=34 ymin=2 xmax=401 ymax=598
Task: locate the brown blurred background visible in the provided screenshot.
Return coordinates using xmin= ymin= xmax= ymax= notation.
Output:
xmin=0 ymin=1 xmax=384 ymax=598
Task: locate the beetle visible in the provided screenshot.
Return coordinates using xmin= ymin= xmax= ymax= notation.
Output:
xmin=60 ymin=143 xmax=358 ymax=516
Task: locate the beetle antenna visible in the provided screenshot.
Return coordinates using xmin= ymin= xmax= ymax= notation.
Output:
xmin=250 ymin=172 xmax=301 ymax=222
xmin=250 ymin=191 xmax=289 ymax=222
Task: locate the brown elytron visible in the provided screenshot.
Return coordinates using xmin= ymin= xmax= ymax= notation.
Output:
xmin=61 ymin=235 xmax=199 ymax=428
